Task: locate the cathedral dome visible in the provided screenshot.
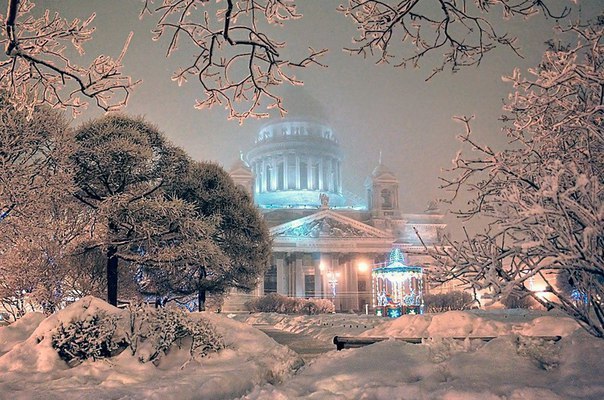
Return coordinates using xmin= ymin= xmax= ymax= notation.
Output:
xmin=246 ymin=118 xmax=346 ymax=208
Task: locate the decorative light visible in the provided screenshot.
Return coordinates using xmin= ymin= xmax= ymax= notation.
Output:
xmin=327 ymin=272 xmax=338 ymax=299
xmin=358 ymin=261 xmax=369 ymax=272
xmin=571 ymin=289 xmax=588 ymax=305
xmin=372 ymin=249 xmax=424 ymax=317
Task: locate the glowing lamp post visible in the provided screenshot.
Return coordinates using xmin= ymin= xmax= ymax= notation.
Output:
xmin=320 ymin=263 xmax=339 ymax=300
xmin=357 ymin=261 xmax=369 ymax=273
xmin=327 ymin=271 xmax=339 ymax=299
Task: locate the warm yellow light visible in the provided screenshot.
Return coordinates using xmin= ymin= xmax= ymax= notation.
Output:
xmin=319 ymin=263 xmax=325 ymax=271
xmin=358 ymin=262 xmax=369 ymax=272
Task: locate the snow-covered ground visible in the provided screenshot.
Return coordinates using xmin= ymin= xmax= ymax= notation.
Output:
xmin=239 ymin=310 xmax=604 ymax=399
xmin=1 ymin=299 xmax=603 ymax=399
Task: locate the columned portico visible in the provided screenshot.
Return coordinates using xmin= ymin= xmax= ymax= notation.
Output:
xmin=267 ymin=209 xmax=394 ymax=311
xmin=225 ymin=116 xmax=448 ymax=313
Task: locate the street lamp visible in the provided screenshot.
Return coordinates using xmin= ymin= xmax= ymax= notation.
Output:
xmin=327 ymin=271 xmax=339 ymax=299
xmin=357 ymin=261 xmax=369 ymax=273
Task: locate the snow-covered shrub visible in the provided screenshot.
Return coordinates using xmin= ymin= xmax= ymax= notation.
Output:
xmin=424 ymin=291 xmax=474 ymax=313
xmin=51 ymin=303 xmax=224 ymax=367
xmin=126 ymin=304 xmax=224 ymax=364
xmin=245 ymin=294 xmax=335 ymax=314
xmin=245 ymin=293 xmax=284 ymax=313
xmin=501 ymin=293 xmax=538 ymax=309
xmin=515 ymin=335 xmax=559 ymax=371
xmin=306 ymin=299 xmax=336 ymax=314
xmin=427 ymin=337 xmax=468 ymax=363
xmin=51 ymin=312 xmax=124 ymax=366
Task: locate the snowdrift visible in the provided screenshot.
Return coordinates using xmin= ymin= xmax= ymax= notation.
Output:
xmin=240 ymin=310 xmax=604 ymax=400
xmin=0 ymin=297 xmax=301 ymax=400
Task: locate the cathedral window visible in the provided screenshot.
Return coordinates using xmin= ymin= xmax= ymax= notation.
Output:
xmin=381 ymin=189 xmax=393 ymax=209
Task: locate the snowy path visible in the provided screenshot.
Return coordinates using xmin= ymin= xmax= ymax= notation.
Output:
xmin=253 ymin=324 xmax=335 ymax=362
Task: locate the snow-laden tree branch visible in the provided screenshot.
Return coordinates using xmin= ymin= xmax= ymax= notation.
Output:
xmin=431 ymin=21 xmax=604 ymax=337
xmin=1 ymin=0 xmax=139 ymax=117
xmin=141 ymin=0 xmax=327 ymax=123
xmin=337 ymin=0 xmax=572 ymax=79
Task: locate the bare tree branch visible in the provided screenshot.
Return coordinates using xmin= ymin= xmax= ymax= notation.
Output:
xmin=142 ymin=0 xmax=327 ymax=123
xmin=429 ymin=22 xmax=604 ymax=338
xmin=337 ymin=0 xmax=572 ymax=79
xmin=1 ymin=0 xmax=139 ymax=116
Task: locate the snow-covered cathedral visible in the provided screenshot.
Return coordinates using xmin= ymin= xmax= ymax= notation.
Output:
xmin=227 ymin=118 xmax=447 ymax=312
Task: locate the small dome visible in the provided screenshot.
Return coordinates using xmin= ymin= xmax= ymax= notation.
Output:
xmin=229 ymin=151 xmax=251 ymax=173
xmin=230 ymin=158 xmax=250 ymax=170
xmin=372 ymin=162 xmax=393 ymax=177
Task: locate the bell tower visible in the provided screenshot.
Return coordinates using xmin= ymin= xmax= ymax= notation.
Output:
xmin=229 ymin=151 xmax=254 ymax=199
xmin=365 ymin=154 xmax=401 ymax=229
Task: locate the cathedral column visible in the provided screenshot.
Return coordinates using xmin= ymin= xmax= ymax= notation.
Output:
xmin=261 ymin=158 xmax=266 ymax=193
xmin=283 ymin=153 xmax=288 ymax=190
xmin=331 ymin=253 xmax=341 ymax=311
xmin=320 ymin=253 xmax=331 ymax=299
xmin=326 ymin=157 xmax=332 ymax=192
xmin=330 ymin=158 xmax=336 ymax=192
xmin=288 ymin=261 xmax=295 ymax=296
xmin=253 ymin=162 xmax=259 ymax=193
xmin=313 ymin=254 xmax=322 ymax=298
xmin=318 ymin=157 xmax=324 ymax=191
xmin=276 ymin=253 xmax=288 ymax=295
xmin=295 ymin=256 xmax=304 ymax=298
xmin=295 ymin=155 xmax=301 ymax=189
xmin=345 ymin=259 xmax=359 ymax=312
xmin=308 ymin=157 xmax=314 ymax=190
xmin=270 ymin=157 xmax=277 ymax=191
xmin=337 ymin=160 xmax=342 ymax=193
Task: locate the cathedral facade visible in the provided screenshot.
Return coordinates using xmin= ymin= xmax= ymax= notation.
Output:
xmin=228 ymin=118 xmax=446 ymax=312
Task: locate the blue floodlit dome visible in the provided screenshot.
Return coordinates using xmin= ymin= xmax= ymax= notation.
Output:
xmin=246 ymin=119 xmax=348 ymax=208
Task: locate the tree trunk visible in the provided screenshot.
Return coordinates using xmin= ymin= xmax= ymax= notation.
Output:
xmin=107 ymin=245 xmax=118 ymax=306
xmin=197 ymin=267 xmax=207 ymax=312
xmin=198 ymin=287 xmax=206 ymax=312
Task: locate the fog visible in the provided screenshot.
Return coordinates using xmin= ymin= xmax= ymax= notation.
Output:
xmin=33 ymin=0 xmax=602 ymax=235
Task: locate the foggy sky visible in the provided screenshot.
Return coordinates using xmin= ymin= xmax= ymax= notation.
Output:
xmin=32 ymin=0 xmax=603 ymax=235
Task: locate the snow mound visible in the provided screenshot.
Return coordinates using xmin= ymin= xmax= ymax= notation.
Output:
xmin=0 ymin=311 xmax=45 ymax=356
xmin=242 ymin=314 xmax=604 ymax=400
xmin=361 ymin=310 xmax=580 ymax=338
xmin=0 ymin=296 xmax=121 ymax=373
xmin=0 ymin=297 xmax=301 ymax=399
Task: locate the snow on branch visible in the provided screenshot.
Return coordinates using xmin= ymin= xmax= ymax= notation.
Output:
xmin=337 ymin=0 xmax=572 ymax=79
xmin=428 ymin=22 xmax=604 ymax=338
xmin=142 ymin=0 xmax=327 ymax=123
xmin=1 ymin=0 xmax=139 ymax=117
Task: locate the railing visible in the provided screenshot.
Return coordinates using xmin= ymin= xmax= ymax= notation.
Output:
xmin=333 ymin=335 xmax=562 ymax=351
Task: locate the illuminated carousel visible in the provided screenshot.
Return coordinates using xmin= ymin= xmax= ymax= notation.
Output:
xmin=372 ymin=248 xmax=424 ymax=318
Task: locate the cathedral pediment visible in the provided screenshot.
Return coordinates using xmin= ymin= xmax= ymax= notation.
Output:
xmin=270 ymin=210 xmax=391 ymax=239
